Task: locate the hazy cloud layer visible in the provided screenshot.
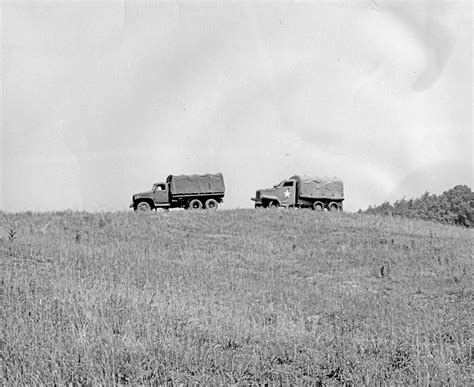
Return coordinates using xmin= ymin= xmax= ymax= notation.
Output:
xmin=2 ymin=1 xmax=472 ymax=211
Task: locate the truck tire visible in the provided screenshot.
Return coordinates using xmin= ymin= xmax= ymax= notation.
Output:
xmin=205 ymin=198 xmax=218 ymax=210
xmin=188 ymin=199 xmax=203 ymax=210
xmin=267 ymin=201 xmax=277 ymax=209
xmin=328 ymin=202 xmax=340 ymax=212
xmin=312 ymin=202 xmax=324 ymax=211
xmin=136 ymin=201 xmax=152 ymax=212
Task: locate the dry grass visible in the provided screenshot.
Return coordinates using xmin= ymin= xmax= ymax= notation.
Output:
xmin=1 ymin=209 xmax=472 ymax=384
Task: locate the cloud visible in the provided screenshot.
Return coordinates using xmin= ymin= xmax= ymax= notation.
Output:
xmin=389 ymin=160 xmax=473 ymax=201
xmin=379 ymin=0 xmax=456 ymax=91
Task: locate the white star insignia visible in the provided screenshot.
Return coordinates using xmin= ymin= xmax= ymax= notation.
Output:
xmin=284 ymin=189 xmax=291 ymax=198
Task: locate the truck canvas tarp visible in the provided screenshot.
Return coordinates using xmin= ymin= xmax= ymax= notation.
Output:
xmin=290 ymin=175 xmax=344 ymax=200
xmin=167 ymin=173 xmax=225 ymax=196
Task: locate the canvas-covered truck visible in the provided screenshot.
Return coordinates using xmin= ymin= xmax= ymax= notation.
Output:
xmin=130 ymin=173 xmax=225 ymax=211
xmin=251 ymin=175 xmax=344 ymax=211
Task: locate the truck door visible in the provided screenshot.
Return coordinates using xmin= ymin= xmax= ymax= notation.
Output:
xmin=153 ymin=183 xmax=168 ymax=206
xmin=280 ymin=180 xmax=296 ymax=206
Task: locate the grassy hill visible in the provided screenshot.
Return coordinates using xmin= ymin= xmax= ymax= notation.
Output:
xmin=1 ymin=209 xmax=472 ymax=384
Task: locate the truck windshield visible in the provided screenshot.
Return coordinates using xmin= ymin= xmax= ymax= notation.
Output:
xmin=153 ymin=183 xmax=166 ymax=191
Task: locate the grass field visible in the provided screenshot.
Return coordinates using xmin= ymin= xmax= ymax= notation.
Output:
xmin=1 ymin=209 xmax=472 ymax=384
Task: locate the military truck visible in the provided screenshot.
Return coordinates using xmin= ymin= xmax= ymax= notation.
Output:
xmin=251 ymin=175 xmax=344 ymax=211
xmin=130 ymin=173 xmax=225 ymax=211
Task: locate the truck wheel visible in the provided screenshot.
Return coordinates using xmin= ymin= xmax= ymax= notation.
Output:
xmin=205 ymin=198 xmax=218 ymax=210
xmin=328 ymin=202 xmax=340 ymax=212
xmin=136 ymin=201 xmax=152 ymax=212
xmin=313 ymin=202 xmax=323 ymax=211
xmin=267 ymin=201 xmax=277 ymax=209
xmin=188 ymin=199 xmax=203 ymax=210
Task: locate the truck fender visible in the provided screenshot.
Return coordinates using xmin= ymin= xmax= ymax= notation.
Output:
xmin=134 ymin=199 xmax=154 ymax=211
xmin=260 ymin=195 xmax=281 ymax=206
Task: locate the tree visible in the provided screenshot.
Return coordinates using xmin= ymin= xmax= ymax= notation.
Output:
xmin=361 ymin=185 xmax=473 ymax=227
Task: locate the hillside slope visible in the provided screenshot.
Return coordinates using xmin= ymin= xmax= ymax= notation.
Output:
xmin=1 ymin=210 xmax=472 ymax=384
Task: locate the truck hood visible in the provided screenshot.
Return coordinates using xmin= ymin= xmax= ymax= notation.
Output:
xmin=133 ymin=190 xmax=153 ymax=200
xmin=258 ymin=187 xmax=278 ymax=195
xmin=253 ymin=187 xmax=278 ymax=201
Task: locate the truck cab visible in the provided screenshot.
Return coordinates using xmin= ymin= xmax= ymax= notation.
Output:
xmin=252 ymin=179 xmax=296 ymax=208
xmin=131 ymin=182 xmax=171 ymax=211
xmin=151 ymin=183 xmax=169 ymax=207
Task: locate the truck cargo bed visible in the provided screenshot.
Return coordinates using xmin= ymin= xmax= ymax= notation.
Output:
xmin=167 ymin=173 xmax=225 ymax=196
xmin=290 ymin=175 xmax=344 ymax=200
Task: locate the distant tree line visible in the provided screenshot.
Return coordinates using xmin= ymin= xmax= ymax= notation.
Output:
xmin=360 ymin=185 xmax=474 ymax=227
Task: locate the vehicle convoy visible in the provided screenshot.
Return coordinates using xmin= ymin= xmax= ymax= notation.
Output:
xmin=130 ymin=173 xmax=225 ymax=211
xmin=251 ymin=175 xmax=344 ymax=211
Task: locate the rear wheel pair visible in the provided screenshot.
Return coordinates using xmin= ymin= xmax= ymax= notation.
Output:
xmin=312 ymin=202 xmax=341 ymax=212
xmin=188 ymin=198 xmax=218 ymax=210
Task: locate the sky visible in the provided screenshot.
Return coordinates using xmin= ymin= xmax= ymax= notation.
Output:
xmin=1 ymin=0 xmax=472 ymax=212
